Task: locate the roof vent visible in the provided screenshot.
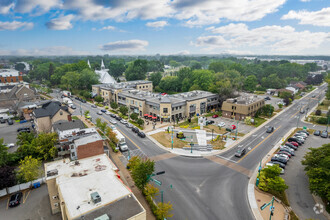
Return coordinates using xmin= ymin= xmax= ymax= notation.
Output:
xmin=47 ymin=169 xmax=58 ymax=177
xmin=91 ymin=192 xmax=101 ymax=204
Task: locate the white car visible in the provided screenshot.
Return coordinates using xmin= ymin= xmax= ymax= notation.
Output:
xmin=265 ymin=162 xmax=285 ymax=174
xmin=105 ymin=111 xmax=111 ymax=115
xmin=120 ymin=119 xmax=127 ymax=124
xmin=217 ymin=122 xmax=226 ymax=127
xmin=110 ymin=119 xmax=117 ymax=124
xmin=6 ymin=143 xmax=15 ymax=148
xmin=97 ymin=111 xmax=102 ymax=115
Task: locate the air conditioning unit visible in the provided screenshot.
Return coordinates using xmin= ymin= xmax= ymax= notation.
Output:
xmin=91 ymin=192 xmax=101 ymax=204
xmin=52 ymin=195 xmax=58 ymax=199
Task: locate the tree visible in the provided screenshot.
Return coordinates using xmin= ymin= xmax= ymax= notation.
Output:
xmin=33 ymin=133 xmax=58 ymax=160
xmin=131 ymin=158 xmax=155 ymax=189
xmin=0 ymin=138 xmax=10 ymax=166
xmin=84 ymin=110 xmax=90 ymax=117
xmin=17 ymin=132 xmax=35 ymax=146
xmin=106 ymin=127 xmax=118 ymax=144
xmin=261 ymin=104 xmax=274 ymax=117
xmin=109 ymin=60 xmax=126 ymax=78
xmin=258 ymin=165 xmax=288 ymax=193
xmin=94 ymin=96 xmax=104 ymax=103
xmin=169 ymin=60 xmax=180 ymax=68
xmin=244 ymin=116 xmax=252 ymax=125
xmin=17 ymin=156 xmax=41 ymax=183
xmin=208 ymin=61 xmax=225 ymax=73
xmin=302 ymin=144 xmax=330 ymax=203
xmin=125 ymin=59 xmax=148 ymax=81
xmin=189 ymin=61 xmax=202 ymax=70
xmin=15 ymin=63 xmax=25 ymax=72
xmin=130 ymin=113 xmax=139 ymax=121
xmin=155 ymin=202 xmax=173 ymax=220
xmin=315 ymin=109 xmax=322 ymax=116
xmin=244 ymin=75 xmax=258 ymax=92
xmin=158 ymin=76 xmax=181 ymax=93
xmin=279 ymin=91 xmax=292 ymax=99
xmin=149 ymin=72 xmax=162 ymax=87
xmin=119 ymin=106 xmax=128 ymax=116
xmin=79 ymin=68 xmax=100 ymax=90
xmin=110 ymin=102 xmax=118 ymax=109
xmin=0 ymin=165 xmax=16 ymax=189
xmin=136 ymin=118 xmax=144 ymax=126
xmin=144 ymin=183 xmax=159 ymax=199
xmin=96 ymin=118 xmax=107 ymax=132
xmin=278 ymin=103 xmax=283 ymax=109
xmin=48 ymin=63 xmax=55 ymax=80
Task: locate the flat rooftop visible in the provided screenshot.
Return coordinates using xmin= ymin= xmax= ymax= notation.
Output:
xmin=58 ymin=127 xmax=97 ymax=140
xmin=74 ymin=133 xmax=102 ymax=147
xmin=45 ymin=154 xmax=144 ymax=219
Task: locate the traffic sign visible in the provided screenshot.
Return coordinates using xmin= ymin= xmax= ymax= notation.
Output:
xmin=152 ymin=178 xmax=162 ymax=186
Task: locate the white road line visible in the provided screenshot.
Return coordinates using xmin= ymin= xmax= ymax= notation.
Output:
xmin=216 ymin=155 xmax=238 ymax=163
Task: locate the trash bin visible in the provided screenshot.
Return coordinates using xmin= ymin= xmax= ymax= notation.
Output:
xmin=33 ymin=182 xmax=41 ymax=188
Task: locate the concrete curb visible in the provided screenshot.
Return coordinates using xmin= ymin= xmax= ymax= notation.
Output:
xmin=247 ymin=127 xmax=296 ymax=220
xmin=302 ymin=95 xmax=326 ymax=125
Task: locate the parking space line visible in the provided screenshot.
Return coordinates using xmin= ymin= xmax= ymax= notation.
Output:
xmin=237 ymin=126 xmax=282 ymax=163
xmin=23 ymin=190 xmax=30 ymax=204
xmin=6 ymin=197 xmax=9 ymax=210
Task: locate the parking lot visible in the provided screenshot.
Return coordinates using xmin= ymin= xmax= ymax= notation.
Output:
xmin=258 ymin=94 xmax=283 ymax=110
xmin=0 ymin=185 xmax=61 ymax=220
xmin=0 ymin=121 xmax=32 ymax=152
xmin=283 ymin=133 xmax=328 ymax=220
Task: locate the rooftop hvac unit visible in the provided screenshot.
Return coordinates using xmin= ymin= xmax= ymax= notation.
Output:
xmin=47 ymin=169 xmax=58 ymax=177
xmin=91 ymin=192 xmax=101 ymax=204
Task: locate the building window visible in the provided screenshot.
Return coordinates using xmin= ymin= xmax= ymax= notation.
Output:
xmin=60 ymin=111 xmax=63 ymax=115
xmin=150 ymin=105 xmax=152 ymax=108
xmin=172 ymin=107 xmax=174 ymax=111
xmin=179 ymin=106 xmax=182 ymax=109
xmin=232 ymin=106 xmax=234 ymax=110
xmin=146 ymin=85 xmax=148 ymax=88
xmin=71 ymin=152 xmax=75 ymax=157
xmin=143 ymin=86 xmax=145 ymax=88
xmin=163 ymin=108 xmax=168 ymax=113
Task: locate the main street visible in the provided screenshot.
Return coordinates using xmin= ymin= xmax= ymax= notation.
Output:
xmin=52 ymin=83 xmax=327 ymax=219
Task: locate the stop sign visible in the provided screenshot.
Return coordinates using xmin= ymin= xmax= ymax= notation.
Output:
xmin=231 ymin=125 xmax=236 ymax=130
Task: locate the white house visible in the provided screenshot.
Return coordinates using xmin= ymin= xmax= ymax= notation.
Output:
xmin=285 ymin=86 xmax=299 ymax=94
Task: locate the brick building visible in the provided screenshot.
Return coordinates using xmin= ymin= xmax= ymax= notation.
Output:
xmin=0 ymin=69 xmax=23 ymax=84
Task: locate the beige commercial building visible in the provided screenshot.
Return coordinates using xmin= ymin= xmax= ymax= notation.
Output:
xmin=222 ymin=95 xmax=265 ymax=120
xmin=45 ymin=154 xmax=146 ymax=220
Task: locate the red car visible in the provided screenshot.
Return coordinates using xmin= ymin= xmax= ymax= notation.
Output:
xmin=212 ymin=114 xmax=219 ymax=118
xmin=289 ymin=141 xmax=299 ymax=147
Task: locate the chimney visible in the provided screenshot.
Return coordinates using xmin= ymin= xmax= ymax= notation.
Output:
xmin=67 ymin=115 xmax=72 ymax=121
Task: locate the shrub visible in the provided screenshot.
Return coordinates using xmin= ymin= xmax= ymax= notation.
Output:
xmin=105 ymin=106 xmax=109 ymax=109
xmin=317 ymin=117 xmax=327 ymax=124
xmin=315 ymin=109 xmax=322 ymax=116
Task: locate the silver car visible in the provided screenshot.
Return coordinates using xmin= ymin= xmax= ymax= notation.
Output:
xmin=110 ymin=119 xmax=117 ymax=124
xmin=120 ymin=119 xmax=127 ymax=124
xmin=126 ymin=123 xmax=133 ymax=128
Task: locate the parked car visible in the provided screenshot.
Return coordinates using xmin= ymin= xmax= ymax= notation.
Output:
xmin=295 ymin=132 xmax=308 ymax=138
xmin=206 ymin=120 xmax=215 ymax=125
xmin=265 ymin=163 xmax=285 ymax=174
xmin=294 ymin=133 xmax=307 ymax=139
xmin=105 ymin=111 xmax=111 ymax=115
xmin=274 ymin=153 xmax=289 ymax=161
xmin=269 ymin=161 xmax=286 ymax=169
xmin=212 ymin=114 xmax=219 ymax=118
xmin=132 ymin=127 xmax=139 ymax=133
xmin=120 ymin=119 xmax=128 ymax=124
xmin=7 ymin=119 xmax=13 ymax=125
xmin=235 ymin=148 xmax=246 ymax=157
xmin=279 ymin=147 xmax=295 ymax=156
xmin=115 ymin=116 xmax=122 ymax=121
xmin=81 ymin=99 xmax=86 ymax=103
xmin=264 ymin=96 xmax=271 ymax=100
xmin=6 ymin=143 xmax=15 ymax=148
xmin=17 ymin=127 xmax=30 ymax=133
xmin=293 ymin=136 xmax=305 ymax=143
xmin=289 ymin=141 xmax=299 ymax=147
xmin=109 ymin=119 xmax=117 ymax=124
xmin=70 ymin=105 xmax=76 ymax=109
xmin=321 ymin=130 xmax=328 ymax=138
xmin=311 ymin=94 xmax=316 ymax=98
xmin=285 ymin=143 xmax=297 ymax=150
xmin=101 ymin=109 xmax=107 ymax=113
xmin=137 ymin=131 xmax=146 ymax=138
xmin=313 ymin=130 xmax=321 ymax=136
xmin=0 ymin=118 xmax=6 ymax=123
xmin=97 ymin=111 xmax=102 ymax=115
xmin=278 ymin=150 xmax=292 ymax=158
xmin=218 ymin=122 xmax=226 ymax=127
xmin=297 ymin=130 xmax=309 ymax=136
xmin=91 ymin=104 xmax=97 ymax=108
xmin=8 ymin=192 xmax=23 ymax=208
xmin=266 ymin=126 xmax=274 ymax=133
xmin=110 ymin=113 xmax=116 ymax=118
xmin=287 ymin=137 xmax=303 ymax=145
xmin=271 ymin=156 xmax=287 ymax=164
xmin=126 ymin=123 xmax=133 ymax=128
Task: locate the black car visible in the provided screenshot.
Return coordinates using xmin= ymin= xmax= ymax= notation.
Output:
xmin=270 ymin=161 xmax=286 ymax=169
xmin=264 ymin=96 xmax=271 ymax=100
xmin=17 ymin=127 xmax=30 ymax=133
xmin=8 ymin=192 xmax=23 ymax=208
xmin=115 ymin=116 xmax=122 ymax=121
xmin=235 ymin=148 xmax=246 ymax=157
xmin=271 ymin=156 xmax=287 ymax=164
xmin=206 ymin=120 xmax=215 ymax=125
xmin=321 ymin=130 xmax=328 ymax=138
xmin=75 ymin=97 xmax=80 ymax=100
xmin=0 ymin=118 xmax=6 ymax=123
xmin=285 ymin=143 xmax=297 ymax=150
xmin=287 ymin=137 xmax=302 ymax=145
xmin=132 ymin=127 xmax=139 ymax=133
xmin=137 ymin=131 xmax=146 ymax=138
xmin=81 ymin=99 xmax=86 ymax=103
xmin=266 ymin=126 xmax=274 ymax=133
xmin=297 ymin=130 xmax=309 ymax=136
xmin=314 ymin=130 xmax=321 ymax=136
xmin=110 ymin=113 xmax=116 ymax=118
xmin=7 ymin=119 xmax=13 ymax=125
xmin=101 ymin=109 xmax=107 ymax=113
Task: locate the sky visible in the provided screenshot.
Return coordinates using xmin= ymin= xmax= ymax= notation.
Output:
xmin=0 ymin=0 xmax=329 ymax=56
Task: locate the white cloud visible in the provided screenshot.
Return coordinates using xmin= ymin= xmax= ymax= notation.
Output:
xmin=195 ymin=23 xmax=330 ymax=54
xmin=0 ymin=46 xmax=89 ymax=56
xmin=281 ymin=7 xmax=330 ymax=27
xmin=0 ymin=21 xmax=34 ymax=31
xmin=100 ymin=25 xmax=116 ymax=31
xmin=0 ymin=1 xmax=14 ymax=14
xmin=100 ymin=40 xmax=148 ymax=52
xmin=15 ymin=0 xmax=62 ymax=14
xmin=176 ymin=50 xmax=190 ymax=55
xmin=46 ymin=14 xmax=75 ymax=30
xmin=146 ymin=21 xmax=168 ymax=28
xmin=300 ymin=0 xmax=311 ymax=2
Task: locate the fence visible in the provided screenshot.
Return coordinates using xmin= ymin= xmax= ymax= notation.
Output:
xmin=0 ymin=177 xmax=46 ymax=197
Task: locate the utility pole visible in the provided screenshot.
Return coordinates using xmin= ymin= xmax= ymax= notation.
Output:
xmin=190 ymin=135 xmax=193 ymax=153
xmin=212 ymin=129 xmax=214 ymax=141
xmin=235 ymin=120 xmax=238 ymax=140
xmin=171 ymin=126 xmax=174 ymax=150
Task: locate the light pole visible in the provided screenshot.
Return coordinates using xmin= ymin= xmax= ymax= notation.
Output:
xmin=235 ymin=120 xmax=238 ymax=140
xmin=212 ymin=129 xmax=214 ymax=141
xmin=296 ymin=110 xmax=301 ymax=128
xmin=190 ymin=135 xmax=193 ymax=153
xmin=160 ymin=184 xmax=173 ymax=203
xmin=171 ymin=126 xmax=174 ymax=150
xmin=256 ymin=161 xmax=262 ymax=187
xmin=260 ymin=196 xmax=275 ymax=220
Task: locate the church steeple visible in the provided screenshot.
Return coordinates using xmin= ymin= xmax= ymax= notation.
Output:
xmin=87 ymin=60 xmax=91 ymax=68
xmin=101 ymin=59 xmax=105 ymax=70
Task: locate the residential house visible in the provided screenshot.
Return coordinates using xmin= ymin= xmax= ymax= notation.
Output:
xmin=0 ymin=84 xmax=38 ymax=109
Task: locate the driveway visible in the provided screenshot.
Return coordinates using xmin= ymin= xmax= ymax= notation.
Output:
xmin=0 ymin=121 xmax=31 ymax=153
xmin=283 ymin=135 xmax=328 ymax=220
xmin=259 ymin=94 xmax=283 ymax=110
xmin=0 ymin=184 xmax=61 ymax=220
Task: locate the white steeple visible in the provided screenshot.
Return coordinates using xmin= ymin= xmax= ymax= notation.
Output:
xmin=87 ymin=60 xmax=91 ymax=68
xmin=101 ymin=59 xmax=105 ymax=70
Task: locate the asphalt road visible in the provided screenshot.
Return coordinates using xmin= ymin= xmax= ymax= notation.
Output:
xmin=51 ymin=83 xmax=328 ymax=220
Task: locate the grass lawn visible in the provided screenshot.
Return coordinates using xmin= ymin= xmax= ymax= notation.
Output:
xmin=72 ymin=116 xmax=79 ymax=120
xmin=151 ymin=131 xmax=189 ymax=148
xmin=178 ymin=117 xmax=199 ymax=128
xmin=129 ymin=120 xmax=143 ymax=130
xmin=254 ymin=91 xmax=265 ymax=95
xmin=208 ymin=139 xmax=226 ymax=150
xmin=204 ymin=111 xmax=222 ymax=117
xmin=253 ymin=117 xmax=267 ymax=127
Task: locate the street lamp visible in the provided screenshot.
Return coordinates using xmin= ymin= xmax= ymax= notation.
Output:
xmin=160 ymin=184 xmax=173 ymax=204
xmin=260 ymin=196 xmax=275 ymax=220
xmin=171 ymin=126 xmax=174 ymax=150
xmin=256 ymin=161 xmax=262 ymax=187
xmin=190 ymin=135 xmax=193 ymax=153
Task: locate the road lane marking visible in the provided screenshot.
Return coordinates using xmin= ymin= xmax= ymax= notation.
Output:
xmin=290 ymin=110 xmax=300 ymax=119
xmin=6 ymin=198 xmax=9 ymax=210
xmin=23 ymin=190 xmax=30 ymax=203
xmin=206 ymin=155 xmax=251 ymax=176
xmin=149 ymin=152 xmax=177 ymax=162
xmin=237 ymin=126 xmax=282 ymax=163
xmin=216 ymin=155 xmax=238 ymax=163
